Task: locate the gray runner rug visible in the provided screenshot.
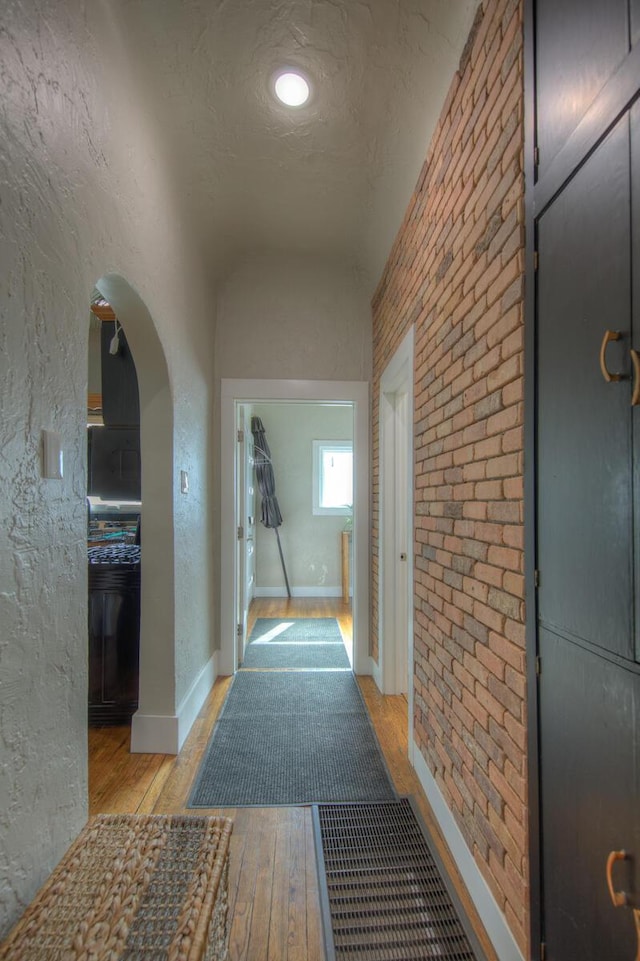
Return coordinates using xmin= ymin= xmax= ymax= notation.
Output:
xmin=249 ymin=617 xmax=343 ymax=642
xmin=188 ymin=672 xmax=396 ymax=807
xmin=242 ymin=616 xmax=350 ymax=669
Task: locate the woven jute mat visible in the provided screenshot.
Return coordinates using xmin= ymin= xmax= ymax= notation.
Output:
xmin=0 ymin=813 xmax=233 ymax=961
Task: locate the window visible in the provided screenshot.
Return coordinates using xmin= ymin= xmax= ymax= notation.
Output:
xmin=312 ymin=440 xmax=353 ymax=515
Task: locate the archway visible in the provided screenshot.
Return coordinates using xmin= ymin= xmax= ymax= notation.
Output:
xmin=93 ymin=274 xmax=176 ymax=753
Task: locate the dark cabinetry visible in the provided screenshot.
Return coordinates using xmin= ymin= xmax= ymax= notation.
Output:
xmin=101 ymin=320 xmax=140 ymax=427
xmin=87 ymin=426 xmax=141 ymax=501
xmin=88 ymin=547 xmax=140 ymax=726
xmin=535 ymin=0 xmax=629 ymax=175
xmin=532 ymin=1 xmax=640 ymax=957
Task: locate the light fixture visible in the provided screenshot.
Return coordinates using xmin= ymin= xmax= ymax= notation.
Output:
xmin=273 ymin=70 xmax=310 ymax=107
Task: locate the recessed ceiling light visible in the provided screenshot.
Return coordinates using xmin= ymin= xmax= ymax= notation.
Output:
xmin=273 ymin=70 xmax=310 ymax=107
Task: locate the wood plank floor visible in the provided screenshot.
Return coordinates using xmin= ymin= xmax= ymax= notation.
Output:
xmin=89 ymin=598 xmax=497 ymax=961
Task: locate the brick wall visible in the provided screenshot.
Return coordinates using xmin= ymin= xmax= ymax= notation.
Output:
xmin=371 ymin=0 xmax=527 ymax=952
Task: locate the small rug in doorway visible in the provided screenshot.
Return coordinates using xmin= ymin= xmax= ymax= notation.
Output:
xmin=188 ymin=672 xmax=396 ymax=807
xmin=249 ymin=617 xmax=344 ymax=642
xmin=314 ymin=798 xmax=484 ymax=961
xmin=242 ymin=616 xmax=350 ymax=669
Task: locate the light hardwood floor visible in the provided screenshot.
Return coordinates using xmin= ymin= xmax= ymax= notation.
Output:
xmin=89 ymin=598 xmax=497 ymax=961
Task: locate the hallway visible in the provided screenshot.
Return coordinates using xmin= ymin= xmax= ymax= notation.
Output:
xmin=89 ymin=599 xmax=497 ymax=961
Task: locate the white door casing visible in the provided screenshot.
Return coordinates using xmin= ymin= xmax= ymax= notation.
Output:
xmin=220 ymin=379 xmax=370 ymax=676
xmin=378 ymin=328 xmax=414 ymax=752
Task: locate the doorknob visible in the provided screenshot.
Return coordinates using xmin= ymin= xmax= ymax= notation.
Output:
xmin=606 ymin=850 xmax=640 ymax=961
xmin=600 ymin=330 xmax=623 ymax=382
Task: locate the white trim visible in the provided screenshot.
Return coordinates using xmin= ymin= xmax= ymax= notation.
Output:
xmin=254 ymin=586 xmax=348 ymax=598
xmin=131 ymin=653 xmax=218 ymax=755
xmin=378 ymin=327 xmax=415 ymax=743
xmin=412 ymin=746 xmax=525 ymax=961
xmin=177 ymin=653 xmax=218 ymax=750
xmin=221 ymin=379 xmax=370 ymax=677
xmin=312 ymin=439 xmax=353 ymax=515
xmin=130 ymin=712 xmax=179 ymax=755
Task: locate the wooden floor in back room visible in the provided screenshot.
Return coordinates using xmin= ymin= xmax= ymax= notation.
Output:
xmin=89 ymin=597 xmax=498 ymax=961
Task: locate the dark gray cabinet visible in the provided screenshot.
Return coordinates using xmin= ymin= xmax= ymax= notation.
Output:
xmin=535 ymin=0 xmax=630 ymax=177
xmin=100 ymin=320 xmax=140 ymax=427
xmin=88 ymin=552 xmax=140 ymax=725
xmin=532 ymin=2 xmax=640 ymax=957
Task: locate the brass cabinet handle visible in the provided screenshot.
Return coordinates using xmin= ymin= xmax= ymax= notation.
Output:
xmin=607 ymin=852 xmax=640 ymax=961
xmin=600 ymin=330 xmax=622 ymax=382
xmin=631 ymin=349 xmax=640 ymax=406
xmin=607 ymin=850 xmax=629 ymax=908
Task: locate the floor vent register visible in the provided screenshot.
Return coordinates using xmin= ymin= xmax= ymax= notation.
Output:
xmin=314 ymin=797 xmax=485 ymax=961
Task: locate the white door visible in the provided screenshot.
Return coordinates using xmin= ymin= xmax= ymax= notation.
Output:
xmin=379 ymin=329 xmax=414 ymax=748
xmin=244 ymin=423 xmax=255 ymax=620
xmin=235 ymin=404 xmax=255 ymax=664
xmin=393 ymin=390 xmax=409 ymax=695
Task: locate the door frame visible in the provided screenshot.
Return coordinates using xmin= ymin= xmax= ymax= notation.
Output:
xmin=377 ymin=328 xmax=414 ymax=753
xmin=523 ymin=0 xmax=541 ymax=951
xmin=220 ymin=378 xmax=370 ymax=676
xmin=234 ymin=403 xmax=255 ymax=664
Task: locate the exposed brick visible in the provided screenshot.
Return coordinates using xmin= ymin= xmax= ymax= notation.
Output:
xmin=372 ymin=0 xmax=526 ymax=953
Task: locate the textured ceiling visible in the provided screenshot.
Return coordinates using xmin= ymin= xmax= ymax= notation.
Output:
xmin=113 ymin=0 xmax=479 ymax=289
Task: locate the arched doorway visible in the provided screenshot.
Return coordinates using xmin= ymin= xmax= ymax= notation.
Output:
xmin=92 ymin=274 xmax=176 ymax=753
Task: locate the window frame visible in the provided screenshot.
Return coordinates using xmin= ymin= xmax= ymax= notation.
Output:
xmin=312 ymin=439 xmax=353 ymax=516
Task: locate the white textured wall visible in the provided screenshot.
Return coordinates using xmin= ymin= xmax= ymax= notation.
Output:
xmin=0 ymin=2 xmax=215 ymax=933
xmin=212 ymin=252 xmax=371 ymax=621
xmin=215 ymin=252 xmax=372 ymax=382
xmin=252 ymin=403 xmax=353 ymax=592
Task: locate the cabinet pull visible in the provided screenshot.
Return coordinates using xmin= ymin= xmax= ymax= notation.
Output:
xmin=607 ymin=851 xmax=640 ymax=961
xmin=631 ymin=350 xmax=640 ymax=406
xmin=600 ymin=330 xmax=622 ymax=382
xmin=607 ymin=850 xmax=629 ymax=907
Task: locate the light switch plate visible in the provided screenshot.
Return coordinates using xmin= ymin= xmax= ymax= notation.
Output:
xmin=180 ymin=469 xmax=189 ymax=494
xmin=42 ymin=429 xmax=63 ymax=479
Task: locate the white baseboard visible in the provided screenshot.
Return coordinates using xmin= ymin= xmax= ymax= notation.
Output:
xmin=177 ymin=653 xmax=217 ymax=750
xmin=412 ymin=746 xmax=524 ymax=961
xmin=131 ymin=712 xmax=180 ymax=755
xmin=254 ymin=586 xmax=349 ymax=598
xmin=131 ymin=653 xmax=218 ymax=755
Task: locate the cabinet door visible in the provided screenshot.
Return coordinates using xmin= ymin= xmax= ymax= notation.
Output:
xmin=537 ymin=116 xmax=632 ymax=661
xmin=633 ymin=101 xmax=640 ymax=660
xmin=88 ymin=588 xmax=140 ymax=720
xmin=537 ymin=113 xmax=640 ymax=957
xmin=535 ymin=0 xmax=628 ymax=175
xmin=538 ymin=631 xmax=640 ymax=960
xmin=101 ymin=321 xmax=140 ymax=427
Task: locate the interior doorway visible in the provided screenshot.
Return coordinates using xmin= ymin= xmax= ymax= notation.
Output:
xmin=90 ymin=275 xmax=176 ymax=755
xmin=378 ymin=329 xmax=414 ymax=749
xmin=86 ymin=297 xmax=142 ymax=727
xmin=220 ymin=379 xmax=370 ymax=677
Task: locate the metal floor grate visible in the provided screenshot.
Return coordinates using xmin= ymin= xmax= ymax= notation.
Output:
xmin=314 ymin=798 xmax=483 ymax=960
